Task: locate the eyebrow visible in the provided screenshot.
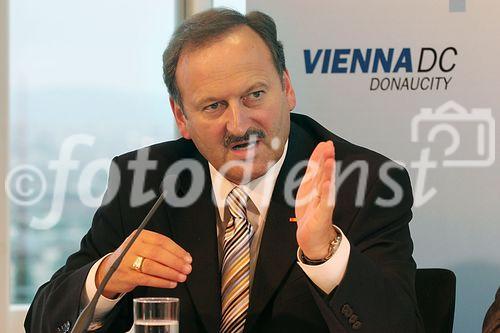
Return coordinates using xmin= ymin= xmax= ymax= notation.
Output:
xmin=196 ymin=81 xmax=269 ymax=107
xmin=243 ymin=81 xmax=269 ymax=95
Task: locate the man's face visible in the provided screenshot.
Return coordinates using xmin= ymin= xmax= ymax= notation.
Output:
xmin=171 ymin=25 xmax=296 ymax=184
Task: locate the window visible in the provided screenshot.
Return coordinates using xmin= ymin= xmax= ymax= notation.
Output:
xmin=8 ymin=0 xmax=178 ymax=309
xmin=4 ymin=0 xmax=249 ymax=330
xmin=1 ymin=0 xmax=9 ymax=328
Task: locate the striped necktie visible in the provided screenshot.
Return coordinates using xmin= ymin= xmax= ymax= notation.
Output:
xmin=220 ymin=186 xmax=253 ymax=333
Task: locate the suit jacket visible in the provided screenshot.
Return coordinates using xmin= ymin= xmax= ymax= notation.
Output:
xmin=483 ymin=287 xmax=500 ymax=333
xmin=25 ymin=113 xmax=424 ymax=333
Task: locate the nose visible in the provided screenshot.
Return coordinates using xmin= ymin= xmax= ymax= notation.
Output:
xmin=225 ymin=101 xmax=251 ymax=136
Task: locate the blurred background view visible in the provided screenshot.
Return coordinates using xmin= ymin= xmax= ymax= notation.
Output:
xmin=8 ymin=0 xmax=178 ymax=305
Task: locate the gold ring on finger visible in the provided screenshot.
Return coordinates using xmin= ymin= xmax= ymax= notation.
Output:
xmin=131 ymin=255 xmax=145 ymax=273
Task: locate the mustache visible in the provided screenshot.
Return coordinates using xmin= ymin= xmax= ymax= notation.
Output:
xmin=224 ymin=128 xmax=266 ymax=148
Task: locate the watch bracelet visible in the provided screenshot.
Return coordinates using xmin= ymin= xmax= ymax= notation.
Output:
xmin=299 ymin=226 xmax=342 ymax=265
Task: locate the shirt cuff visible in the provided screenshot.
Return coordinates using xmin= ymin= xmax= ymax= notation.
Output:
xmin=81 ymin=253 xmax=125 ymax=327
xmin=296 ymin=226 xmax=350 ymax=294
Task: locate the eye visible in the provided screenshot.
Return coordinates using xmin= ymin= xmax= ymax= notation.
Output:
xmin=249 ymin=90 xmax=264 ymax=99
xmin=203 ymin=102 xmax=222 ymax=112
xmin=242 ymin=90 xmax=265 ymax=106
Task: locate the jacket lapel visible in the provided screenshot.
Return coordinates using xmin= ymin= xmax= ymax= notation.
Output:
xmin=166 ymin=151 xmax=221 ymax=333
xmin=244 ymin=121 xmax=317 ymax=332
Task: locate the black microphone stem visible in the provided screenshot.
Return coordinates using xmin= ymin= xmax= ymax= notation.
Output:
xmin=71 ymin=190 xmax=167 ymax=333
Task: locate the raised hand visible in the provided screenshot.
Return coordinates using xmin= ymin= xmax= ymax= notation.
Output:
xmin=295 ymin=141 xmax=337 ymax=260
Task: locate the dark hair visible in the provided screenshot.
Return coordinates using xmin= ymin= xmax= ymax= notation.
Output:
xmin=162 ymin=8 xmax=286 ymax=110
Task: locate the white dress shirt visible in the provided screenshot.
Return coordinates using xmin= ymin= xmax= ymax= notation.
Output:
xmin=81 ymin=140 xmax=350 ymax=327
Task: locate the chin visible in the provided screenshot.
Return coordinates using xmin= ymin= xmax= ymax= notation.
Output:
xmin=222 ymin=165 xmax=266 ymax=184
xmin=248 ymin=163 xmax=274 ymax=182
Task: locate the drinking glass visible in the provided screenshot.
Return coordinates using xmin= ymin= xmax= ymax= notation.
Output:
xmin=133 ymin=297 xmax=179 ymax=333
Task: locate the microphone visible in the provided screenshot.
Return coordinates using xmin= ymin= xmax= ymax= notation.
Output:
xmin=71 ymin=183 xmax=169 ymax=333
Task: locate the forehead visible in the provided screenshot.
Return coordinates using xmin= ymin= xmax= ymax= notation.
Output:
xmin=175 ymin=25 xmax=280 ymax=106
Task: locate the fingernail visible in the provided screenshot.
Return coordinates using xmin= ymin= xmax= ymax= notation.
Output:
xmin=184 ymin=265 xmax=192 ymax=274
xmin=185 ymin=255 xmax=192 ymax=263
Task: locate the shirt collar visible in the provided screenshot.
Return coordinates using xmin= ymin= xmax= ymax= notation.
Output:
xmin=209 ymin=140 xmax=289 ymax=222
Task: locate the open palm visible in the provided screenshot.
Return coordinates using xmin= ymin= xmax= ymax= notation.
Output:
xmin=295 ymin=141 xmax=337 ymax=258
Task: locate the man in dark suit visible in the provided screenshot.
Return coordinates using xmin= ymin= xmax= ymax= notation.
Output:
xmin=25 ymin=8 xmax=424 ymax=333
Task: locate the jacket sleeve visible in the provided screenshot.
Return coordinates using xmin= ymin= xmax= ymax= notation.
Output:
xmin=307 ymin=164 xmax=425 ymax=333
xmin=24 ymin=156 xmax=134 ymax=333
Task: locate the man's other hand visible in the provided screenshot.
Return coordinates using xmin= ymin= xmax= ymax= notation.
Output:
xmin=95 ymin=229 xmax=192 ymax=299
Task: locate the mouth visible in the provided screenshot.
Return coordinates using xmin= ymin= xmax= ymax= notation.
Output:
xmin=229 ymin=140 xmax=260 ymax=152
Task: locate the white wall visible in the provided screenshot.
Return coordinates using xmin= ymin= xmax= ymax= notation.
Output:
xmin=248 ymin=1 xmax=500 ymax=332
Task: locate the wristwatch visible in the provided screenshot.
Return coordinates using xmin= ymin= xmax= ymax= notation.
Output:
xmin=299 ymin=225 xmax=342 ymax=265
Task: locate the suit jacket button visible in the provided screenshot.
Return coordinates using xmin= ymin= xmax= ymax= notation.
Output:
xmin=349 ymin=314 xmax=358 ymax=324
xmin=57 ymin=321 xmax=71 ymax=333
xmin=352 ymin=320 xmax=362 ymax=330
xmin=341 ymin=304 xmax=353 ymax=317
